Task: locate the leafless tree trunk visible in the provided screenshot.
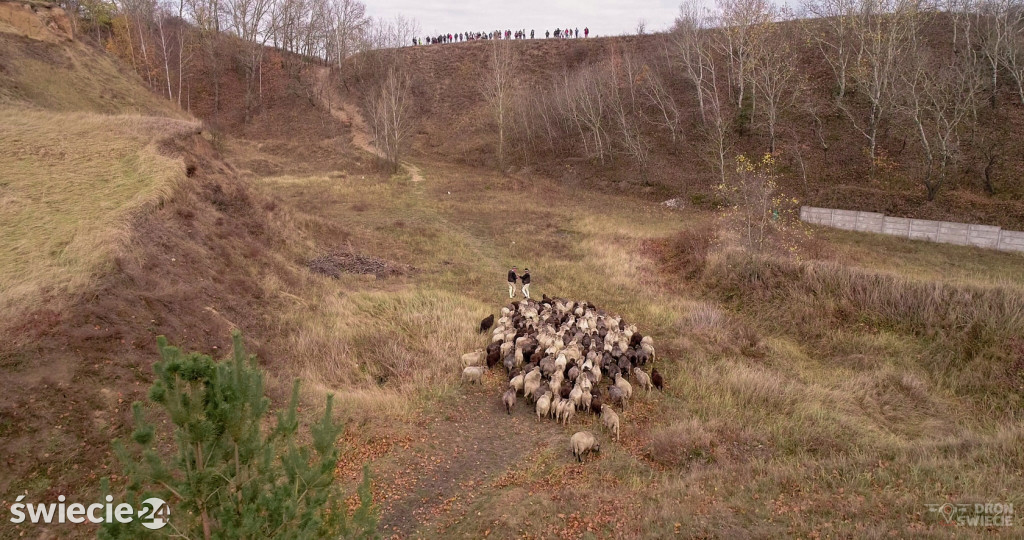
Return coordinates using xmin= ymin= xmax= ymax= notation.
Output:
xmin=716 ymin=0 xmax=777 ymax=111
xmin=840 ymin=0 xmax=918 ymax=175
xmin=368 ymin=66 xmax=412 ymax=172
xmin=900 ymin=46 xmax=982 ymax=200
xmin=483 ymin=39 xmax=517 ymax=172
xmin=802 ymin=0 xmax=858 ymax=101
xmin=749 ymin=28 xmax=803 ymax=153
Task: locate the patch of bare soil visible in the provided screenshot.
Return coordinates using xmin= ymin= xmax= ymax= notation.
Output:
xmin=308 ymin=249 xmax=412 ymax=279
xmin=369 ymin=378 xmax=566 ymax=538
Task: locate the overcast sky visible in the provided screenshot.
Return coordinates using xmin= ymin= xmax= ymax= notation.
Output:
xmin=364 ymin=0 xmax=683 ymax=38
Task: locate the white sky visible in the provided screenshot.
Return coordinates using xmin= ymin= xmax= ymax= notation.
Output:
xmin=364 ymin=0 xmax=683 ymax=38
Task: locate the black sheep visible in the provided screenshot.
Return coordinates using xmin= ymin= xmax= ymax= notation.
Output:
xmin=629 ymin=332 xmax=643 ymax=348
xmin=651 ymin=368 xmax=664 ymax=390
xmin=479 ymin=314 xmax=495 ymax=333
xmin=590 ymin=390 xmax=604 ymax=415
xmin=559 ymin=380 xmax=572 ymax=399
xmin=486 ymin=347 xmax=501 ymax=368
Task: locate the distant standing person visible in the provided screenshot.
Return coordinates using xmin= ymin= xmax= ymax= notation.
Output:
xmin=546 ymin=30 xmax=550 ymax=38
xmin=584 ymin=27 xmax=589 ymax=38
xmin=508 ymin=266 xmax=519 ymax=298
xmin=521 ymin=268 xmax=531 ymax=299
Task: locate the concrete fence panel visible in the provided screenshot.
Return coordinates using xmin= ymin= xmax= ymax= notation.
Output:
xmin=832 ymin=209 xmax=860 ymax=231
xmin=798 ymin=206 xmax=1024 ymax=254
xmin=908 ymin=219 xmax=941 ymax=242
xmin=997 ymin=230 xmax=1024 ymax=253
xmin=855 ymin=212 xmax=885 ymax=233
xmin=882 ymin=216 xmax=912 ymax=237
xmin=967 ymin=224 xmax=1001 ymax=249
xmin=937 ymin=222 xmax=971 ymax=246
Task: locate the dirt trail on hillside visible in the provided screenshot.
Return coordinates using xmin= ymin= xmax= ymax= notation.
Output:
xmin=362 ymin=378 xmax=569 ymax=538
xmin=313 ymin=68 xmax=424 ymax=182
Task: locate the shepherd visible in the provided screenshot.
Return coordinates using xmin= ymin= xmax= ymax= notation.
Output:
xmin=508 ymin=266 xmax=519 ymax=298
xmin=521 ymin=268 xmax=532 ymax=299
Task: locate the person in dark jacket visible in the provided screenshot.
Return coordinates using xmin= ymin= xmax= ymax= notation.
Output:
xmin=508 ymin=266 xmax=519 ymax=298
xmin=521 ymin=268 xmax=531 ymax=299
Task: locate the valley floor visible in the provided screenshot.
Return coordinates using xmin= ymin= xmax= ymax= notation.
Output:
xmin=230 ymin=128 xmax=1024 ymax=537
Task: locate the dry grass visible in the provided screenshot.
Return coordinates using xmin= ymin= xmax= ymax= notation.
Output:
xmin=0 ymin=108 xmax=200 ymax=315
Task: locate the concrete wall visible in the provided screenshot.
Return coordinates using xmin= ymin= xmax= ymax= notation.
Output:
xmin=799 ymin=206 xmax=1024 ymax=254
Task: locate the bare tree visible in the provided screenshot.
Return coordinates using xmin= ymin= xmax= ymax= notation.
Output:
xmin=842 ymin=0 xmax=918 ymax=173
xmin=672 ymin=0 xmax=718 ymax=124
xmin=802 ymin=0 xmax=859 ymax=101
xmin=900 ymin=49 xmax=983 ymax=200
xmin=975 ymin=0 xmax=1022 ymax=106
xmin=996 ymin=4 xmax=1024 ymax=104
xmin=368 ymin=66 xmax=413 ymax=172
xmin=716 ymin=0 xmax=777 ymax=110
xmin=328 ymin=0 xmax=367 ymax=68
xmin=483 ymin=39 xmax=517 ymax=172
xmin=749 ymin=29 xmax=803 ymax=152
xmin=223 ymin=0 xmax=274 ymax=120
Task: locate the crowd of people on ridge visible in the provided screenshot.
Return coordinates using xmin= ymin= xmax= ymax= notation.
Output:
xmin=413 ymin=26 xmax=589 ymax=46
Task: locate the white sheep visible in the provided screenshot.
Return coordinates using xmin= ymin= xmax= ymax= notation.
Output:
xmin=509 ymin=373 xmax=525 ymax=395
xmin=614 ymin=372 xmax=633 ymax=400
xmin=580 ymin=389 xmax=592 ymax=411
xmin=461 ymin=350 xmax=485 ymax=368
xmin=461 ymin=366 xmax=486 ymax=385
xmin=536 ymin=392 xmax=553 ymax=421
xmin=633 ymin=367 xmax=653 ymax=392
xmin=569 ymin=386 xmax=583 ymax=410
xmin=570 ymin=431 xmax=600 ymax=462
xmin=559 ymin=399 xmax=575 ymax=425
xmin=601 ymin=405 xmax=620 ymax=442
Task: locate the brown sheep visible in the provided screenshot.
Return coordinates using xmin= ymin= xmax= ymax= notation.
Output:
xmin=652 ymin=367 xmax=664 ymax=391
xmin=479 ymin=314 xmax=495 ymax=333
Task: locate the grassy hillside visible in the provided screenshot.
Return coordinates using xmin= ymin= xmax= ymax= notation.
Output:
xmin=344 ymin=24 xmax=1024 ymax=229
xmin=0 ymin=110 xmax=198 ymax=314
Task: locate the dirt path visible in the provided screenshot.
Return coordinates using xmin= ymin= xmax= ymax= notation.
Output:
xmin=313 ymin=67 xmax=425 ymax=182
xmin=364 ymin=376 xmax=569 ymax=538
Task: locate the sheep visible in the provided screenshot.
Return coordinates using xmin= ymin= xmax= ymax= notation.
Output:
xmin=559 ymin=379 xmax=572 ymax=400
xmin=651 ymin=367 xmax=664 ymax=391
xmin=503 ymin=387 xmax=516 ymax=414
xmin=590 ymin=390 xmax=604 ymax=415
xmin=461 ymin=350 xmax=485 ymax=368
xmin=461 ymin=366 xmax=486 ymax=385
xmin=633 ymin=367 xmax=653 ymax=392
xmin=569 ymin=385 xmax=583 ymax=410
xmin=549 ymin=396 xmax=563 ymax=420
xmin=559 ymin=399 xmax=575 ymax=425
xmin=509 ymin=373 xmax=525 ymax=394
xmin=536 ymin=392 xmax=553 ymax=421
xmin=523 ymin=368 xmax=542 ymax=401
xmin=600 ymin=405 xmax=620 ymax=442
xmin=580 ymin=389 xmax=592 ymax=412
xmin=570 ymin=431 xmax=600 ymax=462
xmin=500 ymin=341 xmax=514 ymax=358
xmin=607 ymin=384 xmax=627 ymax=409
xmin=480 ymin=314 xmax=495 ymax=333
xmin=614 ymin=372 xmax=633 ymax=400
xmin=532 ymin=383 xmax=550 ymax=403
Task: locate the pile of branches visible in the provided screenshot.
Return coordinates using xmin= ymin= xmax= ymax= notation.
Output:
xmin=308 ymin=249 xmax=411 ymax=279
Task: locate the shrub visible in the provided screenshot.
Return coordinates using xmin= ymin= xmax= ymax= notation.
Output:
xmin=101 ymin=332 xmax=378 ymax=539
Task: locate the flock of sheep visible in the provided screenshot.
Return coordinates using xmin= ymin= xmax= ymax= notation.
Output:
xmin=461 ymin=295 xmax=664 ymax=462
